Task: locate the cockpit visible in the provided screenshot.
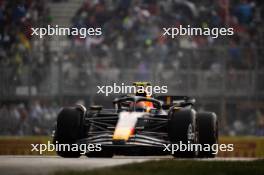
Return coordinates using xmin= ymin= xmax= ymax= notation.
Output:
xmin=113 ymin=96 xmax=162 ymax=114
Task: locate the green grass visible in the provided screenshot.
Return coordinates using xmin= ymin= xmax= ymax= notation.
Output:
xmin=55 ymin=160 xmax=264 ymax=175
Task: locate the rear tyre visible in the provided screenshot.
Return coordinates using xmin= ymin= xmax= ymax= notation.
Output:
xmin=168 ymin=109 xmax=198 ymax=158
xmin=197 ymin=112 xmax=218 ymax=158
xmin=53 ymin=107 xmax=84 ymax=158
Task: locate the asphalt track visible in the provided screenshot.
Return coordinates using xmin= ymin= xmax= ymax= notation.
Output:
xmin=0 ymin=156 xmax=262 ymax=175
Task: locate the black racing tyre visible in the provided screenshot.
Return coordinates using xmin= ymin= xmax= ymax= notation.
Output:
xmin=53 ymin=107 xmax=84 ymax=158
xmin=168 ymin=109 xmax=198 ymax=158
xmin=197 ymin=112 xmax=218 ymax=158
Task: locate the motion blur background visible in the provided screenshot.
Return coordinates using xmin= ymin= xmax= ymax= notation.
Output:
xmin=0 ymin=0 xmax=263 ymax=137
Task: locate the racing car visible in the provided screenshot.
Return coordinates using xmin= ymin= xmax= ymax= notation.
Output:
xmin=53 ymin=83 xmax=218 ymax=158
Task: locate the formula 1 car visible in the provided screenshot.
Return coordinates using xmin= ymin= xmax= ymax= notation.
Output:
xmin=53 ymin=94 xmax=218 ymax=158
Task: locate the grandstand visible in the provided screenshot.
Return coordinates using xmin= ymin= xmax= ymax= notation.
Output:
xmin=0 ymin=0 xmax=263 ymax=136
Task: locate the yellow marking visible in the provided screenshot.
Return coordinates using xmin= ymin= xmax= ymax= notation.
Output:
xmin=166 ymin=96 xmax=171 ymax=105
xmin=113 ymin=127 xmax=132 ymax=141
xmin=146 ymin=107 xmax=151 ymax=113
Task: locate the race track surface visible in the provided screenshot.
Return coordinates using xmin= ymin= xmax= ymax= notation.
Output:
xmin=0 ymin=156 xmax=261 ymax=175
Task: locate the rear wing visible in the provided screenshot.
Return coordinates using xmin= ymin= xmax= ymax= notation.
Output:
xmin=156 ymin=96 xmax=195 ymax=109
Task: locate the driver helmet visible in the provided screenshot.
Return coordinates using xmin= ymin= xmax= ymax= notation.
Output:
xmin=135 ymin=92 xmax=154 ymax=110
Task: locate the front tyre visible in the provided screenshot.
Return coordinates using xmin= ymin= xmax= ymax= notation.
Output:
xmin=53 ymin=107 xmax=84 ymax=158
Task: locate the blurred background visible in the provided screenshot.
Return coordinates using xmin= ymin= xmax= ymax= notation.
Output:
xmin=0 ymin=0 xmax=263 ymax=137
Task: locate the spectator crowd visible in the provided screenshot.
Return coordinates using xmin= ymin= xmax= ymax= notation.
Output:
xmin=0 ymin=101 xmax=58 ymax=135
xmin=69 ymin=0 xmax=263 ymax=71
xmin=0 ymin=0 xmax=51 ymax=91
xmin=0 ymin=0 xmax=263 ymax=136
